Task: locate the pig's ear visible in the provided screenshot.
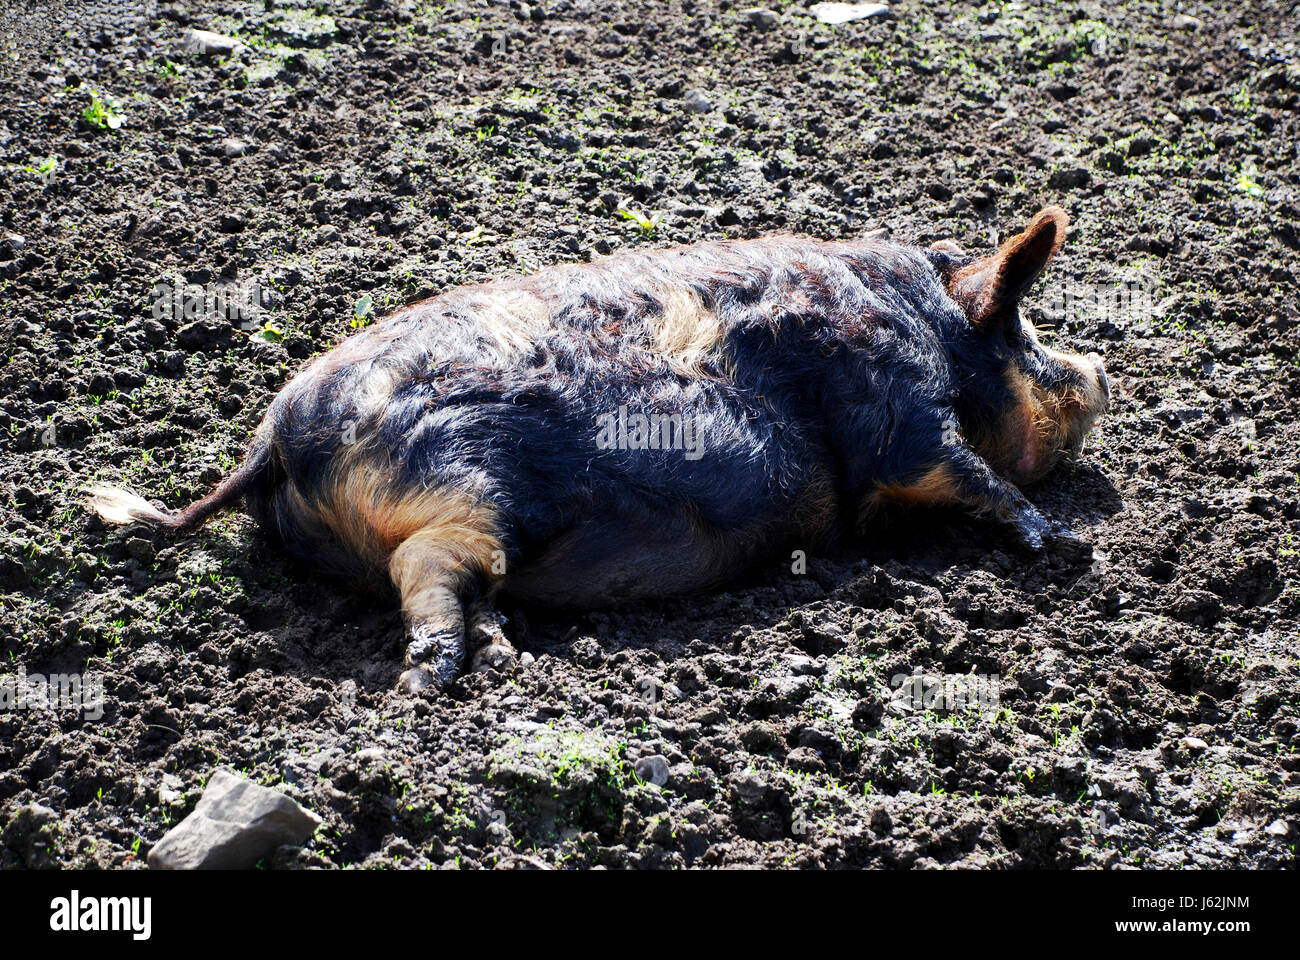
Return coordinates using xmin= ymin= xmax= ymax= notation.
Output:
xmin=928 ymin=238 xmax=966 ymax=256
xmin=951 ymin=206 xmax=1069 ymax=327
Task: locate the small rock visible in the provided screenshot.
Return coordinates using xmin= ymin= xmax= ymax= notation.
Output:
xmin=740 ymin=7 xmax=779 ymax=30
xmin=181 ymin=29 xmax=245 ymax=57
xmin=810 ymin=2 xmax=890 ymax=25
xmin=683 ymin=89 xmax=713 ymax=114
xmin=634 ymin=755 xmax=670 ymax=787
xmin=1172 ymin=14 xmax=1203 ymax=30
xmin=159 ymin=774 xmax=184 ymax=806
xmin=1265 ymin=819 xmax=1290 ymax=837
xmin=1179 ymin=736 xmax=1209 ymax=752
xmin=148 ymin=769 xmax=322 ymax=870
xmin=221 ymin=138 xmax=252 ymax=158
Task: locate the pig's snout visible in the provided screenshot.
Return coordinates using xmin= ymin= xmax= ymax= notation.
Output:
xmin=1088 ymin=353 xmax=1110 ymax=407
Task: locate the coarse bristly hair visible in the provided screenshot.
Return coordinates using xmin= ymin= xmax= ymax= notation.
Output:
xmin=85 ymin=207 xmax=1106 ymax=613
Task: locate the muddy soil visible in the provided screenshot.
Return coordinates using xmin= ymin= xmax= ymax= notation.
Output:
xmin=0 ymin=0 xmax=1297 ymax=869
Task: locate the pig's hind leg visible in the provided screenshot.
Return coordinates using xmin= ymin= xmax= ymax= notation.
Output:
xmin=389 ymin=526 xmax=505 ymax=693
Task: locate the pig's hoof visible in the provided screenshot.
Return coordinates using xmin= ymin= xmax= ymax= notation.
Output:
xmin=469 ymin=609 xmax=511 ymax=646
xmin=1019 ymin=528 xmax=1045 ymax=551
xmin=397 ymin=664 xmax=441 ymax=694
xmin=1010 ymin=517 xmax=1047 ymax=551
xmin=1005 ymin=503 xmax=1052 ymax=552
xmin=472 ymin=643 xmax=518 ymax=674
xmin=1044 ymin=526 xmax=1093 ymax=564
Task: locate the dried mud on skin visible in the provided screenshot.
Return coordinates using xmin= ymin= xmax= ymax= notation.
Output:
xmin=0 ymin=0 xmax=1297 ymax=870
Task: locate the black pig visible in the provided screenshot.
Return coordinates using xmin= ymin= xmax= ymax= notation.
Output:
xmin=88 ymin=205 xmax=1109 ymax=691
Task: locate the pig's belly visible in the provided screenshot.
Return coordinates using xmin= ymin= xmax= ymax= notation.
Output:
xmin=502 ymin=505 xmax=767 ymax=608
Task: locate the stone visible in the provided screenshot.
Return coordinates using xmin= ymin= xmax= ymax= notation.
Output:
xmin=683 ymin=89 xmax=713 ymax=114
xmin=158 ymin=774 xmax=184 ymax=806
xmin=740 ymin=7 xmax=779 ymax=30
xmin=810 ymin=3 xmax=890 ymax=25
xmin=148 ymin=769 xmax=322 ymax=869
xmin=181 ymin=29 xmax=246 ymax=57
xmin=633 ymin=755 xmax=670 ymax=787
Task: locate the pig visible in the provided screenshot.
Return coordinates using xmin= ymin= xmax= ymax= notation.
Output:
xmin=87 ymin=205 xmax=1109 ymax=692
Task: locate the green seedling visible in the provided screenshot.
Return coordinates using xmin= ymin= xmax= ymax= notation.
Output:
xmin=82 ymin=89 xmax=125 ymax=131
xmin=351 ymin=295 xmax=374 ymax=329
xmin=616 ymin=199 xmax=661 ymax=237
xmin=254 ymin=320 xmax=284 ymax=342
